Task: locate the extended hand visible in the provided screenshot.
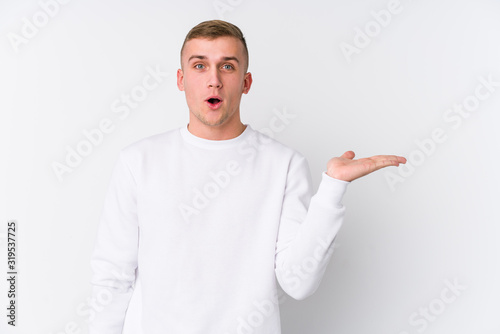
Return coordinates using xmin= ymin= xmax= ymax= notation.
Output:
xmin=326 ymin=151 xmax=406 ymax=182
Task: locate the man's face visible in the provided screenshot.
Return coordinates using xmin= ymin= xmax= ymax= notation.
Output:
xmin=177 ymin=36 xmax=252 ymax=129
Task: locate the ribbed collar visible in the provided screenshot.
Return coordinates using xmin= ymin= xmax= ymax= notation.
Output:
xmin=179 ymin=123 xmax=253 ymax=150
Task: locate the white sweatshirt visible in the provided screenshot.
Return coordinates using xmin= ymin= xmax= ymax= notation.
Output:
xmin=88 ymin=123 xmax=349 ymax=334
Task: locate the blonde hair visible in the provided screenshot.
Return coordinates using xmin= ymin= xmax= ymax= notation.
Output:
xmin=180 ymin=20 xmax=249 ymax=72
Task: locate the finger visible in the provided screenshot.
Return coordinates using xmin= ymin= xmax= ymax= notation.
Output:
xmin=370 ymin=155 xmax=407 ymax=165
xmin=387 ymin=155 xmax=406 ymax=165
xmin=341 ymin=150 xmax=355 ymax=160
xmin=369 ymin=157 xmax=403 ymax=170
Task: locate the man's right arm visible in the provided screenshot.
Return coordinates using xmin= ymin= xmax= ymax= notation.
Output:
xmin=88 ymin=150 xmax=139 ymax=333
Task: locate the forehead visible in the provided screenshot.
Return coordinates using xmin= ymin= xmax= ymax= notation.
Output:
xmin=182 ymin=36 xmax=245 ymax=62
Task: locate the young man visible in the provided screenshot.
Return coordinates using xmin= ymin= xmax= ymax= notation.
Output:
xmin=88 ymin=20 xmax=406 ymax=333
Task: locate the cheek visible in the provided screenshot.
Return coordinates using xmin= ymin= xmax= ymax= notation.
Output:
xmin=185 ymin=91 xmax=198 ymax=104
xmin=182 ymin=87 xmax=197 ymax=105
xmin=183 ymin=74 xmax=202 ymax=88
xmin=183 ymin=80 xmax=199 ymax=98
xmin=227 ymin=78 xmax=245 ymax=92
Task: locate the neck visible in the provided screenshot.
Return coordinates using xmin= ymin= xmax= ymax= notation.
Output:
xmin=187 ymin=121 xmax=246 ymax=141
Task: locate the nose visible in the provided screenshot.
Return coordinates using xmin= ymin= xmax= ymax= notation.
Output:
xmin=207 ymin=68 xmax=222 ymax=89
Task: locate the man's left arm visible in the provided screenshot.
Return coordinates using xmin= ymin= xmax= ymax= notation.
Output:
xmin=274 ymin=151 xmax=406 ymax=300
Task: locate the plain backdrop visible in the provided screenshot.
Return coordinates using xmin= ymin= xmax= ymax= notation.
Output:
xmin=1 ymin=0 xmax=499 ymax=333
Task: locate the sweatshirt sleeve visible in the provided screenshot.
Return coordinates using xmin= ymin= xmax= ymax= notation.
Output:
xmin=274 ymin=153 xmax=349 ymax=300
xmin=88 ymin=150 xmax=139 ymax=333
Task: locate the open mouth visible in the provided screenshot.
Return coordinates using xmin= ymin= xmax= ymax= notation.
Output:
xmin=206 ymin=97 xmax=223 ymax=109
xmin=208 ymin=98 xmax=221 ymax=104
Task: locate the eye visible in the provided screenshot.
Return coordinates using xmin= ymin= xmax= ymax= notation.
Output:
xmin=194 ymin=64 xmax=205 ymax=69
xmin=222 ymin=64 xmax=234 ymax=70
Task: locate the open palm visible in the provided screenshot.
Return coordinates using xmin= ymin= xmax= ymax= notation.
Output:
xmin=326 ymin=151 xmax=407 ymax=182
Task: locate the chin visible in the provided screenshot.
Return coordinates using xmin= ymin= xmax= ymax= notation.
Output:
xmin=205 ymin=114 xmax=229 ymax=126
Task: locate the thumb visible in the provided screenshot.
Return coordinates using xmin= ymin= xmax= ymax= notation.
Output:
xmin=341 ymin=150 xmax=355 ymax=160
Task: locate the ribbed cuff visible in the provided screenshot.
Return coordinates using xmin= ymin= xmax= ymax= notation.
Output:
xmin=315 ymin=171 xmax=350 ymax=208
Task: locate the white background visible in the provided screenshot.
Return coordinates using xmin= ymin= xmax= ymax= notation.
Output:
xmin=1 ymin=0 xmax=499 ymax=333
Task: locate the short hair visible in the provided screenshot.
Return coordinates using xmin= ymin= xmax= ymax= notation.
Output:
xmin=180 ymin=20 xmax=249 ymax=72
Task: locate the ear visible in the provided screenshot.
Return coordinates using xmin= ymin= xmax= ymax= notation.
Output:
xmin=177 ymin=69 xmax=185 ymax=91
xmin=242 ymin=72 xmax=252 ymax=94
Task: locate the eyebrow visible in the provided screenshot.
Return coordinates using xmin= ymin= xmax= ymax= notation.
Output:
xmin=188 ymin=55 xmax=240 ymax=64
